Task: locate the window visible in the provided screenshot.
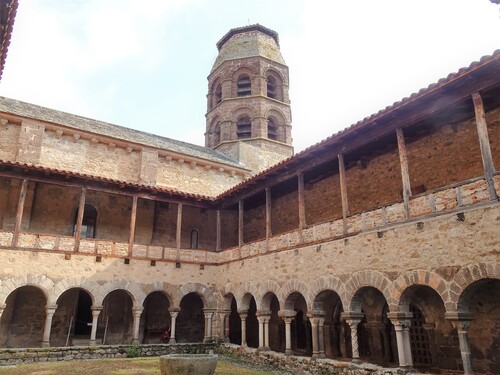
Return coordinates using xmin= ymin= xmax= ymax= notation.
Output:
xmin=190 ymin=229 xmax=199 ymax=249
xmin=213 ymin=122 xmax=221 ymax=145
xmin=237 ymin=116 xmax=252 ymax=139
xmin=267 ymin=118 xmax=277 ymax=140
xmin=215 ymin=83 xmax=222 ymax=105
xmin=74 ymin=204 xmax=97 ymax=238
xmin=267 ymin=76 xmax=277 ymax=99
xmin=237 ymin=74 xmax=251 ymax=97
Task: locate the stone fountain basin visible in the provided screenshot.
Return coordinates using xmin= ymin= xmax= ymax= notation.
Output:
xmin=159 ymin=353 xmax=218 ymax=375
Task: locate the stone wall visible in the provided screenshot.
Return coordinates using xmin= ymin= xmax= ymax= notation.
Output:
xmin=0 ymin=343 xmax=217 ymax=366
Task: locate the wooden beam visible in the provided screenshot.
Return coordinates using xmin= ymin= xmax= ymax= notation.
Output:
xmin=73 ymin=187 xmax=87 ymax=252
xmin=396 ymin=128 xmax=412 ymax=218
xmin=176 ymin=204 xmax=183 ymax=250
xmin=128 ymin=196 xmax=138 ymax=256
xmin=216 ymin=209 xmax=221 ymax=252
xmin=12 ymin=179 xmax=28 ymax=247
xmin=238 ymin=200 xmax=244 ymax=249
xmin=472 ymin=92 xmax=498 ymax=200
xmin=265 ymin=188 xmax=272 ymax=239
xmin=297 ymin=173 xmax=306 ymax=235
xmin=338 ymin=154 xmax=349 ymax=234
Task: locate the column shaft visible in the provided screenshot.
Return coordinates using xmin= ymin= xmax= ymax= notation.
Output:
xmin=169 ymin=311 xmax=178 ymax=344
xmin=42 ymin=306 xmax=57 ymax=347
xmin=90 ymin=307 xmax=102 ymax=345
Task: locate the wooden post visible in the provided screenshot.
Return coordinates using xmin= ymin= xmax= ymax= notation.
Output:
xmin=396 ymin=128 xmax=412 ymax=218
xmin=216 ymin=210 xmax=221 ymax=252
xmin=297 ymin=173 xmax=306 ymax=239
xmin=128 ymin=196 xmax=138 ymax=256
xmin=265 ymin=188 xmax=272 ymax=239
xmin=74 ymin=187 xmax=87 ymax=252
xmin=472 ymin=92 xmax=497 ymax=200
xmin=12 ymin=179 xmax=28 ymax=247
xmin=238 ymin=200 xmax=244 ymax=248
xmin=338 ymin=154 xmax=349 ymax=234
xmin=176 ymin=204 xmax=183 ymax=250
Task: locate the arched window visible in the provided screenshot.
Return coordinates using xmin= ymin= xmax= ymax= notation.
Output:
xmin=237 ymin=115 xmax=252 ymax=139
xmin=213 ymin=122 xmax=221 ymax=146
xmin=267 ymin=118 xmax=277 ymax=140
xmin=74 ymin=204 xmax=97 ymax=239
xmin=267 ymin=76 xmax=277 ymax=99
xmin=237 ymin=74 xmax=251 ymax=97
xmin=190 ymin=229 xmax=199 ymax=249
xmin=214 ymin=83 xmax=222 ymax=105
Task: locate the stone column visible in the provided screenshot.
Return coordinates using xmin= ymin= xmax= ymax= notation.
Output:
xmin=257 ymin=315 xmax=265 ymax=349
xmin=203 ymin=309 xmax=215 ymax=342
xmin=89 ymin=306 xmax=102 ymax=345
xmin=239 ymin=310 xmax=248 ymax=347
xmin=345 ymin=318 xmax=362 ymax=362
xmin=219 ymin=310 xmax=230 ymax=343
xmin=387 ymin=312 xmax=413 ymax=367
xmin=132 ymin=307 xmax=143 ymax=343
xmin=0 ymin=303 xmax=5 ymax=320
xmin=169 ymin=309 xmax=179 ymax=344
xmin=261 ymin=313 xmax=271 ymax=351
xmin=317 ymin=317 xmax=326 ymax=358
xmin=279 ymin=310 xmax=296 ymax=356
xmin=309 ymin=315 xmax=319 ymax=358
xmin=446 ymin=312 xmax=474 ymax=375
xmin=42 ymin=305 xmax=58 ymax=347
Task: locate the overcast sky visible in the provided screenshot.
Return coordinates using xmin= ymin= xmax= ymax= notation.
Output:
xmin=1 ymin=0 xmax=499 ymax=152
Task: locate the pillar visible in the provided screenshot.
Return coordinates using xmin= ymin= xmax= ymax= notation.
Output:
xmin=128 ymin=196 xmax=138 ymax=256
xmin=0 ymin=303 xmax=5 ymax=320
xmin=265 ymin=188 xmax=272 ymax=239
xmin=169 ymin=308 xmax=179 ymax=344
xmin=279 ymin=310 xmax=296 ymax=356
xmin=387 ymin=312 xmax=413 ymax=367
xmin=309 ymin=316 xmax=319 ymax=358
xmin=42 ymin=305 xmax=58 ymax=347
xmin=447 ymin=312 xmax=474 ymax=375
xmin=132 ymin=306 xmax=143 ymax=343
xmin=345 ymin=318 xmax=362 ymax=362
xmin=317 ymin=317 xmax=326 ymax=358
xmin=338 ymin=154 xmax=349 ymax=234
xmin=239 ymin=310 xmax=248 ymax=347
xmin=74 ymin=187 xmax=86 ymax=252
xmin=219 ymin=309 xmax=230 ymax=342
xmin=12 ymin=179 xmax=28 ymax=247
xmin=203 ymin=309 xmax=214 ymax=342
xmin=472 ymin=92 xmax=497 ymax=200
xmin=263 ymin=315 xmax=271 ymax=350
xmin=89 ymin=305 xmax=102 ymax=345
xmin=257 ymin=316 xmax=265 ymax=349
xmin=216 ymin=210 xmax=221 ymax=251
xmin=396 ymin=128 xmax=412 ymax=218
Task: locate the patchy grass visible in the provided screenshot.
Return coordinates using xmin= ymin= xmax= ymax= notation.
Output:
xmin=0 ymin=357 xmax=277 ymax=375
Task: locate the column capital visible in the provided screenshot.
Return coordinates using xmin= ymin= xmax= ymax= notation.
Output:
xmin=387 ymin=311 xmax=412 ymax=328
xmin=45 ymin=304 xmax=58 ymax=314
xmin=132 ymin=306 xmax=144 ymax=318
xmin=341 ymin=311 xmax=364 ymax=321
xmin=278 ymin=310 xmax=297 ymax=319
xmin=445 ymin=312 xmax=473 ymax=332
xmin=257 ymin=309 xmax=272 ymax=317
xmin=91 ymin=305 xmax=103 ymax=312
xmin=0 ymin=303 xmax=6 ymax=310
xmin=168 ymin=307 xmax=181 ymax=313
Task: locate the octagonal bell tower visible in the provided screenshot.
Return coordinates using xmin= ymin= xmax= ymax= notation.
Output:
xmin=205 ymin=24 xmax=293 ymax=174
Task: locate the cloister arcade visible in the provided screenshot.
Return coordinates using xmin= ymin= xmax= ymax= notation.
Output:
xmin=0 ymin=265 xmax=498 ymax=374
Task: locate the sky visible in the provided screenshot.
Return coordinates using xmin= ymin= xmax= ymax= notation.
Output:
xmin=0 ymin=0 xmax=499 ymax=152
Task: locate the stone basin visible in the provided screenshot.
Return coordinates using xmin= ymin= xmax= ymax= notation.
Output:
xmin=159 ymin=353 xmax=218 ymax=375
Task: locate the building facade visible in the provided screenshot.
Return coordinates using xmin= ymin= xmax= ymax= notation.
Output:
xmin=0 ymin=25 xmax=499 ymax=375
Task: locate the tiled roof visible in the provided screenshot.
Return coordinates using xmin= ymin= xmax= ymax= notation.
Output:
xmin=0 ymin=0 xmax=18 ymax=81
xmin=0 ymin=159 xmax=213 ymax=201
xmin=0 ymin=96 xmax=246 ymax=169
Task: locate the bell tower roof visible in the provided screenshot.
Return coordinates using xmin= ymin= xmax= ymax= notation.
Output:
xmin=211 ymin=24 xmax=285 ymax=73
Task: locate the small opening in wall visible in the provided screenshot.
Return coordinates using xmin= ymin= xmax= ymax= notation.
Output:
xmin=176 ymin=262 xmax=181 ymax=268
xmin=316 ymin=245 xmax=322 ymax=252
xmin=96 ymin=255 xmax=102 ymax=262
xmin=150 ymin=260 xmax=156 ymax=266
xmin=416 ymin=222 xmax=424 ymax=230
xmin=456 ymin=212 xmax=465 ymax=222
xmin=64 ymin=253 xmax=71 ymax=260
xmin=124 ymin=258 xmax=130 ymax=264
xmin=377 ymin=231 xmax=384 ymax=238
xmin=200 ymin=264 xmax=204 ymax=270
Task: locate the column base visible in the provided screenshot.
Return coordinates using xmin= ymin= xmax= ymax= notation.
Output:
xmin=41 ymin=341 xmax=50 ymax=348
xmin=351 ymin=358 xmax=361 ymax=363
xmin=132 ymin=339 xmax=139 ymax=344
xmin=89 ymin=339 xmax=97 ymax=346
xmin=169 ymin=338 xmax=176 ymax=344
xmin=285 ymin=349 xmax=293 ymax=356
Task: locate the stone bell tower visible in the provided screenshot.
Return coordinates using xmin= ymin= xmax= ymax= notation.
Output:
xmin=205 ymin=24 xmax=293 ymax=174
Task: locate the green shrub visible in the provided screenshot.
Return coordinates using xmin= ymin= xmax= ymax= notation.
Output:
xmin=125 ymin=342 xmax=141 ymax=358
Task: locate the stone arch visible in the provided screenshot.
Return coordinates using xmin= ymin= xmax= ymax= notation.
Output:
xmin=452 ymin=263 xmax=500 ymax=312
xmin=232 ymin=67 xmax=256 ymax=97
xmin=308 ymin=275 xmax=345 ymax=310
xmin=279 ymin=280 xmax=309 ymax=310
xmin=234 ymin=282 xmax=258 ymax=310
xmin=232 ymin=105 xmax=257 ymax=123
xmin=256 ymin=280 xmax=281 ymax=311
xmin=139 ymin=281 xmax=176 ymax=308
xmin=0 ymin=274 xmax=54 ymax=305
xmin=53 ymin=278 xmax=98 ymax=306
xmin=390 ymin=270 xmax=449 ymax=311
xmin=177 ymin=283 xmax=217 ymax=309
xmin=344 ymin=270 xmax=391 ymax=311
xmin=94 ymin=281 xmax=141 ymax=307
